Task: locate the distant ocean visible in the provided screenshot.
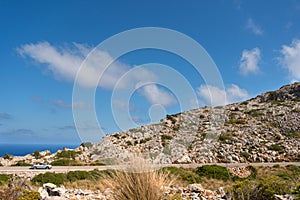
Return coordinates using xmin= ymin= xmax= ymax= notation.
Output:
xmin=0 ymin=144 xmax=79 ymax=157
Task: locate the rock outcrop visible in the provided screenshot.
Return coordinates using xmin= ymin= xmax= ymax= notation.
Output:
xmin=90 ymin=82 xmax=300 ymax=164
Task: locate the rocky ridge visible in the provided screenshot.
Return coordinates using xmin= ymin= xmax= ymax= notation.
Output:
xmin=90 ymin=82 xmax=300 ymax=164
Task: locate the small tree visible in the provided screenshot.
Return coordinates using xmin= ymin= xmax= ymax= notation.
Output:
xmin=33 ymin=151 xmax=41 ymax=159
xmin=3 ymin=153 xmax=11 ymax=160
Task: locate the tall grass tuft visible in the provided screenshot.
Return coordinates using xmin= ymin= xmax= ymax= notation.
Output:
xmin=103 ymin=155 xmax=174 ymax=200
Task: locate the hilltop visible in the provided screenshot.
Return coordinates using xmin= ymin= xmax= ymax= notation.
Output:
xmin=89 ymin=82 xmax=300 ymax=164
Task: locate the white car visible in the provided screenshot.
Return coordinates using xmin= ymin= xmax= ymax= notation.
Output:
xmin=30 ymin=163 xmax=52 ymax=169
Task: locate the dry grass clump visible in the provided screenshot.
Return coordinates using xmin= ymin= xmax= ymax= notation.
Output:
xmin=102 ymin=156 xmax=175 ymax=200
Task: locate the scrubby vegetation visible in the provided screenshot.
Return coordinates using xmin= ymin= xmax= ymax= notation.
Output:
xmin=0 ymin=164 xmax=298 ymax=199
xmin=50 ymin=159 xmax=82 ymax=166
xmin=0 ymin=174 xmax=11 ymax=186
xmin=196 ymin=165 xmax=234 ymax=181
xmin=31 ymin=169 xmax=110 ymax=186
xmin=33 ymin=151 xmax=41 ymax=159
xmin=12 ymin=160 xmax=31 ymax=166
xmin=56 ymin=150 xmax=79 ymax=159
xmin=161 ymin=167 xmax=201 ymax=184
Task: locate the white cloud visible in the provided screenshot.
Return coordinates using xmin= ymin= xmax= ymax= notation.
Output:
xmin=197 ymin=84 xmax=249 ymax=106
xmin=17 ymin=42 xmax=153 ymax=89
xmin=279 ymin=39 xmax=300 ymax=80
xmin=246 ymin=18 xmax=263 ymax=35
xmin=226 ymin=84 xmax=249 ymax=102
xmin=18 ymin=42 xmax=173 ymax=107
xmin=140 ymin=84 xmax=177 ymax=107
xmin=239 ymin=48 xmax=261 ymax=75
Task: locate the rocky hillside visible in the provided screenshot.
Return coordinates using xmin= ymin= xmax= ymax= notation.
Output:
xmin=90 ymin=82 xmax=300 ymax=164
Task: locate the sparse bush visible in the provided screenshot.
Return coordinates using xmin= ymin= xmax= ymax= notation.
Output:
xmin=33 ymin=151 xmax=41 ymax=159
xmin=51 ymin=159 xmax=82 ymax=166
xmin=268 ymin=144 xmax=284 ymax=153
xmin=17 ymin=190 xmax=40 ymax=200
xmin=3 ymin=153 xmax=11 ymax=160
xmin=227 ymin=119 xmax=246 ymax=125
xmin=240 ymin=152 xmax=250 ymax=159
xmin=89 ymin=160 xmax=106 ymax=166
xmin=173 ymin=126 xmax=180 ymax=131
xmin=219 ymin=133 xmax=233 ymax=143
xmin=0 ymin=174 xmax=11 ymax=186
xmin=12 ymin=160 xmax=31 ymax=166
xmin=31 ymin=172 xmax=66 ymax=186
xmin=161 ymin=167 xmax=201 ymax=184
xmin=196 ymin=165 xmax=231 ymax=181
xmin=126 ymin=141 xmax=132 ymax=146
xmin=56 ymin=150 xmax=78 ymax=159
xmin=161 ymin=135 xmax=173 ymax=140
xmin=166 ymin=114 xmax=177 ymax=124
xmin=140 ymin=137 xmax=151 ymax=144
xmin=256 ymin=175 xmax=293 ymax=199
xmin=31 ymin=169 xmax=110 ymax=186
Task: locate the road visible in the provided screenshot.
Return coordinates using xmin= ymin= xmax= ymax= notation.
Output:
xmin=0 ymin=162 xmax=300 ymax=175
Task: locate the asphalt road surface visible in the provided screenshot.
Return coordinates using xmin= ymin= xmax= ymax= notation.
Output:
xmin=0 ymin=162 xmax=300 ymax=175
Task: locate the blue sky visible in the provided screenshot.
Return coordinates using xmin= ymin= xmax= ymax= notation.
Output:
xmin=0 ymin=0 xmax=300 ymax=144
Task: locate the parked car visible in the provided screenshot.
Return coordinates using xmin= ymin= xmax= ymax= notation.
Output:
xmin=30 ymin=163 xmax=52 ymax=169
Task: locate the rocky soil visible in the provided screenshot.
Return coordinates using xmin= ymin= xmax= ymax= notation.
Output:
xmin=38 ymin=182 xmax=227 ymax=200
xmin=90 ymin=82 xmax=300 ymax=164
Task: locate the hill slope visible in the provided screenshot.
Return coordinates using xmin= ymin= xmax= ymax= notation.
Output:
xmin=90 ymin=82 xmax=300 ymax=164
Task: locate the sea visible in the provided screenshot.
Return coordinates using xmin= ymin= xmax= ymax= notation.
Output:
xmin=0 ymin=143 xmax=79 ymax=157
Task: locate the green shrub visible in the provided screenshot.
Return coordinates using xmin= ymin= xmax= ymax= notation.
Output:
xmin=268 ymin=144 xmax=284 ymax=153
xmin=246 ymin=109 xmax=264 ymax=117
xmin=31 ymin=169 xmax=110 ymax=186
xmin=292 ymin=184 xmax=300 ymax=199
xmin=0 ymin=174 xmax=12 ymax=186
xmin=33 ymin=151 xmax=41 ymax=159
xmin=286 ymin=165 xmax=300 ymax=173
xmin=160 ymin=167 xmax=201 ymax=184
xmin=256 ymin=175 xmax=293 ymax=200
xmin=31 ymin=172 xmax=67 ymax=186
xmin=17 ymin=190 xmax=41 ymax=200
xmin=51 ymin=159 xmax=82 ymax=166
xmin=227 ymin=119 xmax=246 ymax=125
xmin=140 ymin=138 xmax=152 ymax=144
xmin=125 ymin=141 xmax=132 ymax=146
xmin=12 ymin=160 xmax=31 ymax=166
xmin=90 ymin=160 xmax=106 ymax=166
xmin=161 ymin=135 xmax=173 ymax=140
xmin=66 ymin=171 xmax=88 ymax=182
xmin=229 ymin=175 xmax=294 ymax=200
xmin=3 ymin=153 xmax=11 ymax=160
xmin=173 ymin=126 xmax=180 ymax=131
xmin=56 ymin=150 xmax=78 ymax=159
xmin=196 ymin=165 xmax=231 ymax=181
xmin=219 ymin=133 xmax=233 ymax=142
xmin=240 ymin=152 xmax=250 ymax=159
